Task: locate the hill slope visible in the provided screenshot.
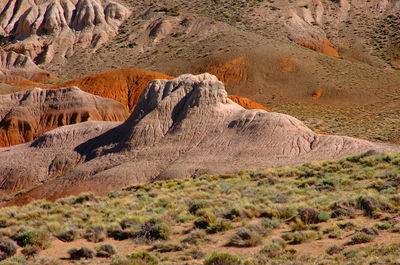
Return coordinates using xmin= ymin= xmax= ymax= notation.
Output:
xmin=1 ymin=152 xmax=400 ymax=264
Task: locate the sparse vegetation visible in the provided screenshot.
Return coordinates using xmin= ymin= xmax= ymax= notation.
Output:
xmin=0 ymin=152 xmax=400 ymax=264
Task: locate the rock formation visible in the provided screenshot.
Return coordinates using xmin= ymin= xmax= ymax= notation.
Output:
xmin=0 ymin=86 xmax=129 ymax=147
xmin=0 ymin=48 xmax=57 ymax=84
xmin=0 ymin=73 xmax=398 ymax=205
xmin=50 ymin=68 xmax=173 ymax=111
xmin=0 ymin=0 xmax=131 ymax=65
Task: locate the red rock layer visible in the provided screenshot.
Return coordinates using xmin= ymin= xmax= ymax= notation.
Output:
xmin=228 ymin=95 xmax=271 ymax=112
xmin=50 ymin=68 xmax=174 ymax=111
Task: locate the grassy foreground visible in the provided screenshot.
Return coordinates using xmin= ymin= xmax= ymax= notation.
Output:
xmin=1 ymin=152 xmax=400 ymax=264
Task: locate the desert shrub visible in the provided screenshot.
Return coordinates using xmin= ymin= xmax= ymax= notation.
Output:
xmin=0 ymin=238 xmax=17 ymax=261
xmin=206 ymin=219 xmax=232 ymax=234
xmin=298 ymin=207 xmax=319 ymax=224
xmin=259 ymin=243 xmax=283 ymax=258
xmin=330 ymin=200 xmax=356 ymax=218
xmin=317 ymin=211 xmax=330 ymax=222
xmin=203 ymin=252 xmax=242 ymax=265
xmin=246 ymin=223 xmax=267 ymax=236
xmin=357 ymin=196 xmax=377 ymax=217
xmin=227 ymin=228 xmax=263 ymax=247
xmin=33 ymin=257 xmax=58 ymax=265
xmin=13 ymin=229 xmax=50 ymax=249
xmin=375 ymin=222 xmax=392 ymax=230
xmin=108 ymin=228 xmax=134 ymax=240
xmin=21 ymin=245 xmax=40 ymax=257
xmin=73 ymin=193 xmax=96 ymax=204
xmin=181 ymin=230 xmax=206 ymax=245
xmin=68 ymin=247 xmax=94 ymax=259
xmin=189 ymin=200 xmax=209 ymax=215
xmin=260 ymin=205 xmax=296 ymax=220
xmin=151 ymin=243 xmax=183 ymax=253
xmin=110 ymin=255 xmax=130 ymax=265
xmin=292 ymin=231 xmax=316 ymax=244
xmin=186 ymin=248 xmax=205 ymax=259
xmin=127 ymin=251 xmax=158 ymax=265
xmin=84 ymin=225 xmax=106 ymax=242
xmin=360 ymin=227 xmax=379 ymax=236
xmin=56 ymin=230 xmax=78 ymax=242
xmin=391 ymin=196 xmax=400 ymax=206
xmin=326 ymin=245 xmax=344 ymax=255
xmin=289 ymin=218 xmax=307 ymax=231
xmin=0 ymin=255 xmax=27 ymax=264
xmin=194 ymin=210 xmax=216 ymax=229
xmin=96 ymin=244 xmax=117 ymax=258
xmin=224 ymin=208 xmax=243 ymax=220
xmin=119 ymin=217 xmax=143 ymax=230
xmin=136 ymin=220 xmax=171 ymax=241
xmin=391 ymin=226 xmax=400 ymax=233
xmin=337 ymin=222 xmax=355 ymax=231
xmin=260 ymin=218 xmax=280 ymax=231
xmin=281 ymin=231 xmax=316 ymax=244
xmin=348 ymin=232 xmax=375 ymax=245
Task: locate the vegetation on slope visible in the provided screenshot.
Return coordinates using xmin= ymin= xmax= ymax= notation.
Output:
xmin=1 ymin=152 xmax=400 ymax=264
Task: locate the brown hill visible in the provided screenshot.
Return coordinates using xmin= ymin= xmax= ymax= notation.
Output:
xmin=50 ymin=68 xmax=174 ymax=112
xmin=0 ymin=87 xmax=129 ymax=147
xmin=1 ymin=74 xmax=398 ymax=205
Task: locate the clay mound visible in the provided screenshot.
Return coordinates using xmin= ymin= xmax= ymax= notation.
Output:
xmin=1 ymin=73 xmax=398 ymax=205
xmin=0 ymin=48 xmax=57 ymax=84
xmin=50 ymin=68 xmax=173 ymax=111
xmin=0 ymin=86 xmax=129 ymax=147
xmin=228 ymin=95 xmax=270 ymax=112
xmin=0 ymin=0 xmax=131 ymax=65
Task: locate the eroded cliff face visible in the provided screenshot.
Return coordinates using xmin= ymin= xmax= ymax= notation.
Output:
xmin=0 ymin=86 xmax=129 ymax=147
xmin=0 ymin=0 xmax=130 ymax=65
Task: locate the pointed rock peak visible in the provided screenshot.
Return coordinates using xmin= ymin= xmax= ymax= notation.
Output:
xmin=129 ymin=73 xmax=231 ymax=123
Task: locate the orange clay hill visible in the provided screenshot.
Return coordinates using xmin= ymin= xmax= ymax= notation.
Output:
xmin=0 ymin=87 xmax=129 ymax=147
xmin=228 ymin=95 xmax=270 ymax=112
xmin=50 ymin=69 xmax=174 ymax=112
